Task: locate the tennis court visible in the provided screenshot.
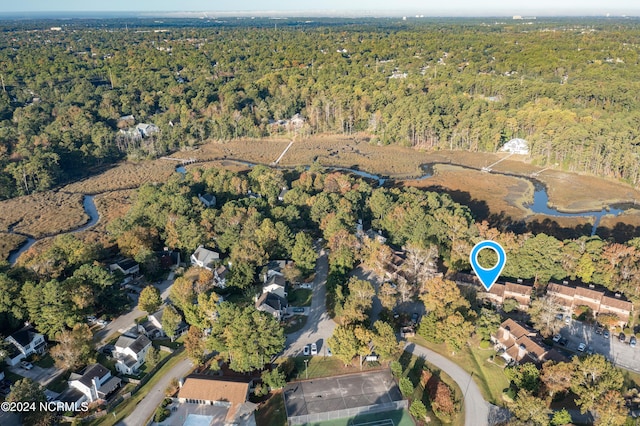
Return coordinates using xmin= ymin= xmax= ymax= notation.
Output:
xmin=303 ymin=409 xmax=415 ymax=426
xmin=284 ymin=370 xmax=402 ymax=417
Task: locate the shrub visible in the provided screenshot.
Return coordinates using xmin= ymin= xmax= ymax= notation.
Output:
xmin=154 ymin=407 xmax=170 ymax=423
xmin=409 ymin=400 xmax=427 ymax=421
xmin=551 ymin=408 xmax=572 ymax=426
xmin=502 ymin=298 xmax=519 ymax=313
xmin=390 ymin=361 xmax=402 ymax=378
xmin=479 ymin=340 xmax=491 ymax=349
xmin=399 ymin=377 xmax=414 ymax=397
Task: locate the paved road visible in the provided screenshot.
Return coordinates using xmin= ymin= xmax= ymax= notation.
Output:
xmin=283 ymin=248 xmax=336 ymax=357
xmin=117 ymin=355 xmax=193 ymax=426
xmin=404 ymin=342 xmax=489 ymax=426
xmin=94 ymin=272 xmax=175 ymax=347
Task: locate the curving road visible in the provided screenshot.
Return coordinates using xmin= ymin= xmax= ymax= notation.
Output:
xmin=404 ymin=342 xmax=489 ymax=426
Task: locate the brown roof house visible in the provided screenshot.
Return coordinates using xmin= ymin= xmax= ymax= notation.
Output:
xmin=178 ymin=375 xmax=257 ymax=424
xmin=491 ymin=319 xmax=563 ymax=365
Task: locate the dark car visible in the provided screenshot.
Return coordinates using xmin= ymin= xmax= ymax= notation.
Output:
xmin=559 ymin=337 xmax=568 ymax=346
xmin=619 ymin=332 xmax=626 ymax=343
xmin=604 ymin=329 xmax=610 ymax=339
xmin=631 ymin=336 xmax=637 ymax=348
xmin=411 ymin=312 xmax=420 ymax=324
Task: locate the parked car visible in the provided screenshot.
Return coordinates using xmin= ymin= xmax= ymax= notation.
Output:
xmin=604 ymin=329 xmax=610 ymax=339
xmin=303 ymin=345 xmax=310 ymax=356
xmin=100 ymin=344 xmax=115 ymax=356
xmin=631 ymin=336 xmax=637 ymax=348
xmin=20 ymin=361 xmax=33 ymax=370
xmin=411 ymin=312 xmax=420 ymax=324
xmin=619 ymin=332 xmax=626 ymax=343
xmin=311 ymin=343 xmax=318 ymax=356
xmin=559 ymin=337 xmax=568 ymax=346
xmin=552 ymin=334 xmax=562 ymax=343
xmin=564 ymin=315 xmax=571 ymax=325
xmin=300 ymin=283 xmax=312 ymax=289
xmin=555 ymin=313 xmax=564 ymax=321
xmin=96 ymin=319 xmax=108 ymax=327
xmin=292 ymin=307 xmax=305 ymax=313
xmin=577 ymin=342 xmax=586 ymax=352
xmin=595 ymin=326 xmax=603 ymax=335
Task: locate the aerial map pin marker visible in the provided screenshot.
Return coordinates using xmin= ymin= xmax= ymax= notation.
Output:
xmin=470 ymin=240 xmax=506 ymax=291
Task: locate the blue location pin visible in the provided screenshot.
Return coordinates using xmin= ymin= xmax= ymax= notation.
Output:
xmin=470 ymin=240 xmax=506 ymax=291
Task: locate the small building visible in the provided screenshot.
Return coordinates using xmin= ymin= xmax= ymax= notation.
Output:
xmin=190 ymin=246 xmax=220 ymax=271
xmin=68 ymin=363 xmax=121 ymax=403
xmin=113 ymin=335 xmax=151 ymax=375
xmin=500 ymin=138 xmax=529 ymax=155
xmin=4 ymin=326 xmax=47 ymax=366
xmin=135 ymin=123 xmax=159 ymax=138
xmin=214 ymin=265 xmax=229 ymax=289
xmin=504 ymin=282 xmax=532 ymax=309
xmin=278 ymin=187 xmax=289 ymax=202
xmin=178 ymin=375 xmax=255 ymax=424
xmin=198 ymin=193 xmax=217 ymax=208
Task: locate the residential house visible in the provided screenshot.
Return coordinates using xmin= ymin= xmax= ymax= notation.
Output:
xmin=278 ymin=187 xmax=289 ymax=202
xmin=477 ymin=281 xmax=533 ymax=310
xmin=214 ymin=265 xmax=229 ymax=288
xmin=198 ymin=193 xmax=217 ymax=208
xmin=138 ymin=308 xmax=188 ymax=340
xmin=135 ymin=123 xmax=159 ymax=138
xmin=109 ymin=259 xmax=140 ymax=281
xmin=4 ymin=326 xmax=46 ymax=366
xmin=492 ymin=319 xmax=564 ymax=365
xmin=68 ymin=363 xmax=121 ymax=403
xmin=483 ymin=282 xmax=506 ymax=306
xmin=177 ymin=375 xmax=256 ymax=424
xmin=113 ymin=335 xmax=151 ymax=375
xmin=500 ymin=138 xmax=529 ymax=155
xmin=600 ymin=295 xmax=633 ymax=325
xmin=255 ymin=292 xmax=287 ymax=321
xmin=546 ymin=282 xmax=575 ymax=312
xmin=262 ymin=274 xmax=287 ymax=300
xmin=190 ymin=246 xmax=220 ymax=271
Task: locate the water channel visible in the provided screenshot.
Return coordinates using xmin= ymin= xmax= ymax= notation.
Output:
xmin=8 ymin=195 xmax=99 ymax=265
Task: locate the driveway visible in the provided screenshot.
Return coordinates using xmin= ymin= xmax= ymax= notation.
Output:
xmin=94 ymin=272 xmax=176 ymax=346
xmin=404 ymin=342 xmax=490 ymax=426
xmin=117 ymin=355 xmax=193 ymax=426
xmin=8 ymin=364 xmax=62 ymax=387
xmin=283 ymin=249 xmax=336 ymax=357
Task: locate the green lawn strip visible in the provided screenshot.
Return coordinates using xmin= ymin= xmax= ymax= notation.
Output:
xmin=33 ymin=354 xmax=55 ymax=368
xmin=285 ymin=356 xmax=381 ymax=381
xmin=287 ymin=288 xmax=312 ymax=307
xmin=410 ymin=336 xmax=508 ymax=405
xmin=307 ymin=409 xmax=414 ymax=426
xmin=283 ymin=315 xmax=307 ymax=334
xmin=255 ymin=390 xmax=287 ymax=426
xmin=46 ymin=371 xmax=71 ymax=393
xmin=90 ymin=351 xmax=189 ymax=426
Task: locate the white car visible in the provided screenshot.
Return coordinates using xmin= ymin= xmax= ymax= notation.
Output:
xmin=300 ymin=283 xmax=312 ymax=289
xmin=20 ymin=361 xmax=33 ymax=370
xmin=577 ymin=342 xmax=586 ymax=352
xmin=311 ymin=343 xmax=318 ymax=355
xmin=552 ymin=334 xmax=562 ymax=343
xmin=303 ymin=345 xmax=310 ymax=356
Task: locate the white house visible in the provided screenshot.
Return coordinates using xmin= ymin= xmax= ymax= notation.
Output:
xmin=263 ymin=274 xmax=287 ymax=300
xmin=4 ymin=326 xmax=46 ymax=366
xmin=190 ymin=246 xmax=220 ymax=271
xmin=138 ymin=307 xmax=188 ymax=340
xmin=109 ymin=259 xmax=140 ymax=277
xmin=214 ymin=265 xmax=229 ymax=288
xmin=135 ymin=123 xmax=159 ymax=138
xmin=113 ymin=335 xmax=151 ymax=375
xmin=69 ymin=363 xmax=121 ymax=403
xmin=500 ymin=138 xmax=529 ymax=155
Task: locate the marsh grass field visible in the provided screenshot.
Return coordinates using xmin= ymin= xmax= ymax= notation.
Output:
xmin=0 ymin=191 xmax=87 ymax=237
xmin=4 ymin=133 xmax=640 ymax=264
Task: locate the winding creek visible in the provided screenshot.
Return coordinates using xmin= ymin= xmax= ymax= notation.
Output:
xmin=6 ymin=160 xmax=633 ymax=264
xmin=7 ymin=195 xmax=100 ymax=265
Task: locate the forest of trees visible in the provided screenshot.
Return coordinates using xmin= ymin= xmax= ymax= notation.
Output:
xmin=2 ymin=17 xmax=640 ymax=198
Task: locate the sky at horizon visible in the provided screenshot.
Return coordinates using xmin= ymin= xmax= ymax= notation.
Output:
xmin=2 ymin=0 xmax=639 ymax=16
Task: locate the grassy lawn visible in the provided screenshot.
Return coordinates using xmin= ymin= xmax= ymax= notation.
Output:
xmin=309 ymin=409 xmax=414 ymax=426
xmin=285 ymin=356 xmax=382 ymax=381
xmin=287 ymin=288 xmax=312 ymax=307
xmin=410 ymin=335 xmax=509 ymax=405
xmin=256 ymin=390 xmax=287 ymax=426
xmin=4 ymin=370 xmax=25 ymax=384
xmin=47 ymin=371 xmax=70 ymax=393
xmin=33 ymin=354 xmax=55 ymax=368
xmin=399 ymin=352 xmax=463 ymax=426
xmin=153 ymin=338 xmax=183 ymax=350
xmin=90 ymin=351 xmax=189 ymax=426
xmin=283 ymin=315 xmax=307 ymax=334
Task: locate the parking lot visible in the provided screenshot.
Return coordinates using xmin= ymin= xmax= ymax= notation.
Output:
xmin=554 ymin=320 xmax=640 ymax=372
